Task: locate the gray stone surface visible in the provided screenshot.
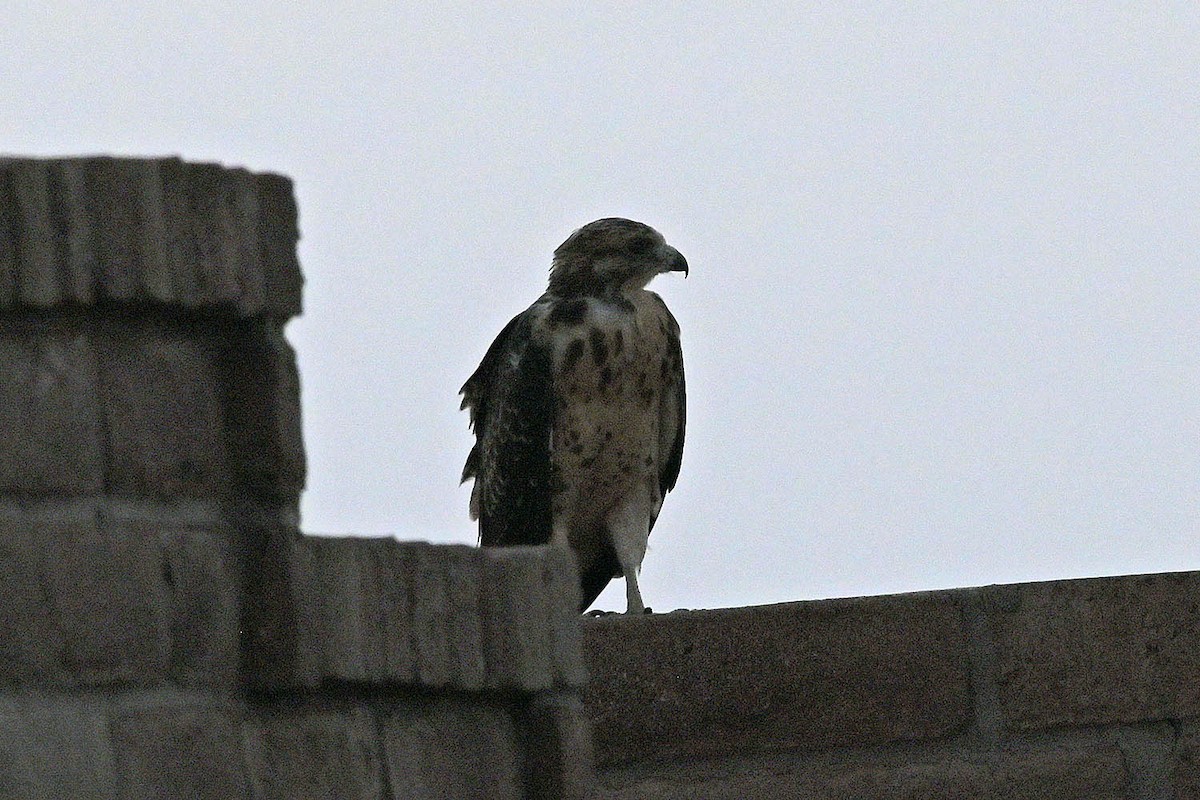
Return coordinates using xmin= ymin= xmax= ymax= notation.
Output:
xmin=521 ymin=692 xmax=594 ymax=800
xmin=0 ymin=156 xmax=302 ymax=320
xmin=382 ymin=696 xmax=522 ymax=800
xmin=0 ymin=316 xmax=104 ymax=495
xmin=408 ymin=542 xmax=485 ymax=688
xmin=242 ymin=526 xmax=322 ymax=689
xmin=597 ymin=746 xmax=1129 ymax=800
xmin=1174 ymin=726 xmax=1200 ymax=798
xmin=987 ymin=572 xmax=1200 ymax=731
xmin=5 ymin=160 xmax=59 ymax=307
xmin=220 ymin=327 xmax=305 ymax=505
xmin=254 ymin=173 xmax=303 ymax=320
xmin=110 ymin=698 xmax=250 ymax=800
xmin=0 ymin=697 xmax=116 ymax=800
xmin=243 ymin=706 xmax=383 ymax=800
xmin=157 ymin=526 xmax=240 ymax=687
xmin=48 ymin=160 xmax=100 ymax=304
xmin=584 ymin=593 xmax=972 ymax=765
xmin=84 ymin=157 xmax=148 ymax=303
xmin=244 ymin=536 xmax=584 ymax=693
xmin=98 ymin=319 xmax=230 ymax=499
xmin=312 ymin=536 xmax=371 ymax=681
xmin=185 ymin=161 xmax=253 ymax=310
xmin=0 ymin=508 xmax=64 ymax=685
xmin=0 ymin=510 xmax=170 ymax=687
xmin=481 ymin=545 xmax=585 ymax=692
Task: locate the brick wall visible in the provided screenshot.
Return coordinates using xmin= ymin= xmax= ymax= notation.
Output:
xmin=4 ymin=155 xmax=1196 ymax=800
xmin=0 ymin=157 xmax=590 ymax=800
xmin=585 ymin=573 xmax=1200 ymax=798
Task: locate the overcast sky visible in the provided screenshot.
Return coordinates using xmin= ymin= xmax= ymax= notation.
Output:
xmin=5 ymin=5 xmax=1197 ymax=611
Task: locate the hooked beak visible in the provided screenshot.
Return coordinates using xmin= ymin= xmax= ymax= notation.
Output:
xmin=663 ymin=245 xmax=689 ymax=277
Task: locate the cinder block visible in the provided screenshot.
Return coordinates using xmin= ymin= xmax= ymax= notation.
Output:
xmin=890 ymin=747 xmax=1128 ymax=800
xmin=521 ymin=692 xmax=594 ymax=800
xmin=48 ymin=160 xmax=99 ymax=304
xmin=299 ymin=538 xmax=489 ymax=689
xmin=313 ymin=535 xmax=376 ymax=682
xmin=0 ymin=507 xmax=63 ymax=684
xmin=0 ymin=317 xmax=105 ymax=494
xmin=382 ymin=696 xmax=522 ymax=800
xmin=245 ymin=537 xmax=588 ymax=693
xmin=228 ymin=168 xmax=266 ymax=317
xmin=254 ymin=173 xmax=303 ymax=321
xmin=987 ymin=572 xmax=1200 ymax=731
xmin=110 ymin=698 xmax=250 ymax=800
xmin=127 ymin=159 xmax=174 ymax=304
xmin=0 ymin=156 xmax=301 ymax=319
xmin=242 ymin=707 xmax=382 ymax=800
xmin=97 ymin=319 xmax=230 ymax=499
xmin=242 ymin=526 xmax=322 ymax=689
xmin=406 ymin=541 xmax=487 ymax=688
xmin=0 ymin=510 xmax=170 ymax=687
xmin=584 ymin=593 xmax=971 ymax=766
xmin=4 ymin=160 xmax=59 ymax=307
xmin=219 ymin=327 xmax=305 ymax=504
xmin=437 ymin=543 xmax=487 ymax=688
xmin=180 ymin=162 xmax=243 ymax=308
xmin=82 ymin=157 xmax=144 ymax=303
xmin=156 ymin=158 xmax=202 ymax=308
xmin=0 ymin=165 xmax=16 ymax=305
xmin=541 ymin=544 xmax=587 ymax=687
xmin=481 ymin=546 xmax=556 ymax=691
xmin=157 ymin=526 xmax=240 ymax=687
xmin=0 ymin=697 xmax=116 ymax=800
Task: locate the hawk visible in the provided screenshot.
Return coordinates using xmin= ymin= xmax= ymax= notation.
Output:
xmin=460 ymin=218 xmax=687 ymax=613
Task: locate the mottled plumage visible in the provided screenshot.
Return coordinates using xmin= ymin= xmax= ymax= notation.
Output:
xmin=460 ymin=218 xmax=687 ymax=613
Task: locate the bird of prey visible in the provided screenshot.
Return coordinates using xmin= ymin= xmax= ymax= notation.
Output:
xmin=460 ymin=218 xmax=687 ymax=613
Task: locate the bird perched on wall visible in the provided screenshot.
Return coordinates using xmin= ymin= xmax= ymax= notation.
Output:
xmin=460 ymin=218 xmax=687 ymax=614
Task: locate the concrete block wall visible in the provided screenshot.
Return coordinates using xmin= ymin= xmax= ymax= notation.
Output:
xmin=7 ymin=155 xmax=1199 ymax=799
xmin=0 ymin=156 xmax=592 ymax=799
xmin=585 ymin=571 xmax=1200 ymax=798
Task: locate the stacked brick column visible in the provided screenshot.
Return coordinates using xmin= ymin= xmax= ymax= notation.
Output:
xmin=0 ymin=155 xmax=303 ymax=798
xmin=0 ymin=157 xmax=593 ymax=799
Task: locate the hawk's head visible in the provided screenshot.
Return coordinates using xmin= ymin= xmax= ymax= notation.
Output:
xmin=549 ymin=218 xmax=688 ymax=297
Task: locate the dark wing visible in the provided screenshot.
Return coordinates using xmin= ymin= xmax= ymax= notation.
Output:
xmin=651 ymin=310 xmax=686 ymax=532
xmin=460 ymin=309 xmax=555 ymax=546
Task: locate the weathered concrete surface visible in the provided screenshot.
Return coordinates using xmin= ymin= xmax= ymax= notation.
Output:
xmin=11 ymin=154 xmax=1200 ymax=800
xmin=245 ymin=535 xmax=588 ymax=694
xmin=98 ymin=318 xmax=230 ymax=499
xmin=110 ymin=698 xmax=251 ymax=800
xmin=585 ymin=593 xmax=971 ymax=765
xmin=595 ymin=746 xmax=1129 ymax=800
xmin=521 ymin=692 xmax=594 ymax=800
xmin=0 ymin=698 xmax=115 ymax=800
xmin=0 ymin=156 xmax=302 ymax=318
xmin=243 ymin=706 xmax=383 ymax=800
xmin=382 ymin=695 xmax=523 ymax=800
xmin=1173 ymin=726 xmax=1200 ymax=798
xmin=0 ymin=316 xmax=104 ymax=495
xmin=0 ymin=511 xmax=170 ymax=687
xmin=157 ymin=525 xmax=240 ymax=687
xmin=986 ymin=572 xmax=1200 ymax=731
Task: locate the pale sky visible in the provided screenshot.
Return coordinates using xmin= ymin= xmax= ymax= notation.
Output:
xmin=5 ymin=5 xmax=1197 ymax=611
